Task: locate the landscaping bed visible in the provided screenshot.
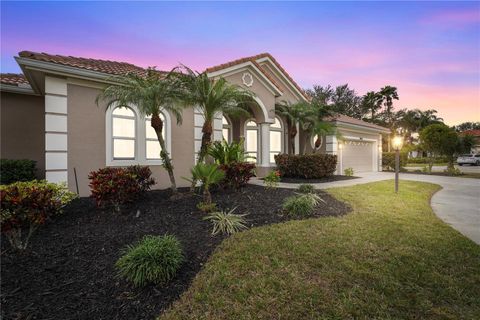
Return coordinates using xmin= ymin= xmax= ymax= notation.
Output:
xmin=278 ymin=175 xmax=359 ymax=184
xmin=1 ymin=185 xmax=349 ymax=320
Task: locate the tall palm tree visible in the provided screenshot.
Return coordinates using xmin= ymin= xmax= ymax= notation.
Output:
xmin=275 ymin=101 xmax=312 ymax=154
xmin=96 ymin=68 xmax=185 ymax=193
xmin=179 ymin=67 xmax=253 ymax=164
xmin=301 ymin=102 xmax=336 ymax=154
xmin=379 ymin=86 xmax=399 ymax=151
xmin=361 ymin=91 xmax=383 ymax=121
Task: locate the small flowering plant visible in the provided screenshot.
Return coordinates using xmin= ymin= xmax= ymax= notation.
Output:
xmin=264 ymin=170 xmax=281 ymax=189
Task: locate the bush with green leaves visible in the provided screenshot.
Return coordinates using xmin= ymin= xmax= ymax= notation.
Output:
xmin=0 ymin=159 xmax=37 ymax=185
xmin=344 ymin=167 xmax=354 ymax=176
xmin=282 ymin=193 xmax=323 ymax=217
xmin=297 ymin=184 xmax=315 ymax=194
xmin=203 ymin=208 xmax=248 ymax=236
xmin=116 ymin=235 xmax=184 ymax=287
xmin=1 ymin=180 xmax=76 ymax=250
xmin=382 ymin=152 xmax=408 ymax=171
xmin=275 ymin=154 xmax=337 ymax=179
xmin=185 ymin=163 xmax=225 ymax=205
xmin=197 ymin=201 xmax=217 ymax=213
xmin=208 ymin=139 xmax=253 ymax=165
xmin=264 ymin=170 xmax=281 ymax=188
xmin=444 ymin=166 xmax=462 ymax=176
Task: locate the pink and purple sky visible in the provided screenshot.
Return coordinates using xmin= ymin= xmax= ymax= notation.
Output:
xmin=1 ymin=1 xmax=479 ymax=125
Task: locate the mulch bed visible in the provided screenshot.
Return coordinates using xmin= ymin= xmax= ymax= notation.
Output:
xmin=1 ymin=185 xmax=350 ymax=320
xmin=279 ymin=175 xmax=359 ymax=184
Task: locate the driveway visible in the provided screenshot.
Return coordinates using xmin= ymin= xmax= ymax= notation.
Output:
xmin=250 ymin=172 xmax=480 ymax=244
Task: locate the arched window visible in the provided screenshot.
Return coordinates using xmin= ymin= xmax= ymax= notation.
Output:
xmin=145 ymin=113 xmax=167 ymax=160
xmin=269 ymin=117 xmax=283 ymax=163
xmin=112 ymin=107 xmax=136 ymax=159
xmin=222 ymin=115 xmax=232 ymax=142
xmin=106 ymin=105 xmax=171 ymax=166
xmin=245 ymin=120 xmax=258 ymax=163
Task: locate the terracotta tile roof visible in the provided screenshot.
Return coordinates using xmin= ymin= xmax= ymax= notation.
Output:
xmin=461 ymin=129 xmax=480 ymax=137
xmin=18 ymin=51 xmax=153 ymax=77
xmin=205 ymin=53 xmax=309 ymax=100
xmin=328 ymin=113 xmax=390 ymax=132
xmin=0 ymin=73 xmax=30 ymax=86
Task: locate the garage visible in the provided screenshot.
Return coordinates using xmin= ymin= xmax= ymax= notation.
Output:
xmin=341 ymin=140 xmax=375 ymax=173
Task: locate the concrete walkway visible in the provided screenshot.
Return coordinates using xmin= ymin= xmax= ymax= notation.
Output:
xmin=251 ymin=172 xmax=480 ymax=244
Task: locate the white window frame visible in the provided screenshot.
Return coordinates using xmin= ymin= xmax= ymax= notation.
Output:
xmin=106 ymin=103 xmax=172 ymax=166
xmin=222 ymin=115 xmax=232 ymax=143
xmin=269 ymin=116 xmax=284 ymax=164
xmin=244 ymin=119 xmax=259 ymax=163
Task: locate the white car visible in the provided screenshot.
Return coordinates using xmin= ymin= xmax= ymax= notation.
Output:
xmin=457 ymin=154 xmax=480 ymax=166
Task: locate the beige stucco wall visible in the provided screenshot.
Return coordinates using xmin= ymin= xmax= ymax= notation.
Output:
xmin=67 ymin=84 xmax=194 ymax=196
xmin=258 ymin=62 xmax=302 ymax=105
xmin=0 ymin=91 xmax=45 ymax=179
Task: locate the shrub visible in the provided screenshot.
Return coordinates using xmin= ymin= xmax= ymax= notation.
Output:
xmin=203 ymin=208 xmax=248 ymax=236
xmin=88 ymin=166 xmax=155 ymax=212
xmin=219 ymin=162 xmax=256 ymax=189
xmin=197 ymin=201 xmax=217 ymax=213
xmin=208 ymin=139 xmax=254 ymax=164
xmin=185 ymin=163 xmax=225 ymax=205
xmin=282 ymin=193 xmax=323 ymax=217
xmin=0 ymin=159 xmax=37 ymax=185
xmin=344 ymin=167 xmax=354 ymax=176
xmin=407 ymin=157 xmax=449 ymax=164
xmin=116 ymin=235 xmax=184 ymax=287
xmin=444 ymin=166 xmax=462 ymax=176
xmin=0 ymin=180 xmax=76 ymax=250
xmin=264 ymin=170 xmax=281 ymax=188
xmin=382 ymin=152 xmax=408 ymax=170
xmin=275 ymin=154 xmax=337 ymax=179
xmin=298 ymin=184 xmax=315 ymax=194
xmin=421 ymin=165 xmax=431 ymax=173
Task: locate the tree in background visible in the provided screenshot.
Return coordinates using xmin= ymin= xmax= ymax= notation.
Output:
xmin=454 ymin=122 xmax=480 ymax=132
xmin=361 ymin=91 xmax=383 ymax=122
xmin=419 ymin=124 xmax=458 ymax=171
xmin=307 ymin=84 xmax=364 ymax=119
xmin=275 ymin=101 xmax=312 ymax=154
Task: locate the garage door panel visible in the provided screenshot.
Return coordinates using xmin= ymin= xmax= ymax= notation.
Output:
xmin=342 ymin=141 xmax=373 ymax=172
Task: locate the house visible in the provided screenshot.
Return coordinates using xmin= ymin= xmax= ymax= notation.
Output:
xmin=460 ymin=129 xmax=480 ymax=153
xmin=1 ymin=51 xmax=389 ymax=196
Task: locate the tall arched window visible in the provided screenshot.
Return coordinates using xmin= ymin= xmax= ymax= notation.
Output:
xmin=112 ymin=107 xmax=136 ymax=159
xmin=106 ymin=105 xmax=171 ymax=166
xmin=270 ymin=117 xmax=283 ymax=163
xmin=145 ymin=113 xmax=166 ymax=160
xmin=222 ymin=115 xmax=232 ymax=142
xmin=245 ymin=120 xmax=258 ymax=163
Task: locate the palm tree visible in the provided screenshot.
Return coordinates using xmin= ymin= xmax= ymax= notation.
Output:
xmin=378 ymin=86 xmax=399 ymax=151
xmin=96 ymin=68 xmax=185 ymax=193
xmin=361 ymin=91 xmax=383 ymax=121
xmin=301 ymin=102 xmax=336 ymax=154
xmin=179 ymin=67 xmax=253 ymax=164
xmin=275 ymin=101 xmax=312 ymax=154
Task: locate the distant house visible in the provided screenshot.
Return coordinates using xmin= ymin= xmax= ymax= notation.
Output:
xmin=460 ymin=130 xmax=480 ymax=153
xmin=1 ymin=51 xmax=389 ymax=196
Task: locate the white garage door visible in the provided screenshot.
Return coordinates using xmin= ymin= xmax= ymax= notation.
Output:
xmin=342 ymin=140 xmax=374 ymax=173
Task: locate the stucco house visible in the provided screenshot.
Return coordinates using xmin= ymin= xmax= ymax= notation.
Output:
xmin=1 ymin=51 xmax=389 ymax=196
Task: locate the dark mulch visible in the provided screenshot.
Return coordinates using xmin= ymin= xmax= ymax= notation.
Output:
xmin=278 ymin=175 xmax=359 ymax=184
xmin=1 ymin=185 xmax=350 ymax=320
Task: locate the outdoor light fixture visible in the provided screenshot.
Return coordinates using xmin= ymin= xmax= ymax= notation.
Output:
xmin=392 ymin=135 xmax=404 ymax=193
xmin=338 ymin=142 xmax=343 ymax=150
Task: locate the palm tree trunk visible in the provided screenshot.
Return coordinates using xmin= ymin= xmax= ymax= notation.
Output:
xmin=191 ymin=119 xmax=213 ymax=191
xmin=151 ymin=113 xmax=177 ymax=193
xmin=289 ymin=123 xmax=297 ymax=154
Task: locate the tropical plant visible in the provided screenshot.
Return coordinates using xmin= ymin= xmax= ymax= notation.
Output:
xmin=264 ymin=170 xmax=281 ymax=188
xmin=1 ymin=180 xmax=76 ymax=250
xmin=116 ymin=235 xmax=184 ymax=287
xmin=344 ymin=168 xmax=354 ymax=176
xmin=378 ymin=86 xmax=399 ymax=151
xmin=203 ymin=208 xmax=248 ymax=236
xmin=197 ymin=201 xmax=218 ymax=213
xmin=185 ymin=163 xmax=225 ymax=205
xmin=179 ymin=67 xmax=252 ymax=165
xmin=297 ymin=184 xmax=315 ymax=194
xmin=361 ymin=91 xmax=383 ymax=121
xmin=208 ymin=139 xmax=252 ymax=165
xmin=219 ymin=162 xmax=256 ymax=190
xmin=275 ymin=100 xmax=312 ymax=154
xmin=0 ymin=159 xmax=37 ymax=185
xmin=96 ymin=68 xmax=185 ymax=193
xmin=282 ymin=193 xmax=323 ymax=217
xmin=454 ymin=122 xmax=480 ymax=132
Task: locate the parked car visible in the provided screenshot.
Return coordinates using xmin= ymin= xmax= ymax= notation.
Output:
xmin=456 ymin=154 xmax=480 ymax=166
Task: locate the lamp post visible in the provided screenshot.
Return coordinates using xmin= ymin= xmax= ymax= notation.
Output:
xmin=392 ymin=136 xmax=404 ymax=193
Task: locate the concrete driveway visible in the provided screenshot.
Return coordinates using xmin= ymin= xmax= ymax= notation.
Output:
xmin=251 ymin=172 xmax=480 ymax=244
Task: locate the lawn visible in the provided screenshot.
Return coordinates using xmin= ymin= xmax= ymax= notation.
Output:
xmin=161 ymin=180 xmax=480 ymax=320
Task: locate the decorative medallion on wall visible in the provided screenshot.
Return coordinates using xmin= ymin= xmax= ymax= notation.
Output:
xmin=242 ymin=72 xmax=254 ymax=87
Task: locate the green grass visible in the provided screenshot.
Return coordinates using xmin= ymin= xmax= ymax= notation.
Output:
xmin=160 ymin=181 xmax=480 ymax=320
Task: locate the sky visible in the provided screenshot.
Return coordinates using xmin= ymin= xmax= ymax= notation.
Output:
xmin=1 ymin=1 xmax=479 ymax=125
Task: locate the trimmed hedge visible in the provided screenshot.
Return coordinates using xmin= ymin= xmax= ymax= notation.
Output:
xmin=382 ymin=152 xmax=408 ymax=170
xmin=275 ymin=154 xmax=337 ymax=179
xmin=0 ymin=159 xmax=37 ymax=185
xmin=407 ymin=156 xmax=450 ymax=164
